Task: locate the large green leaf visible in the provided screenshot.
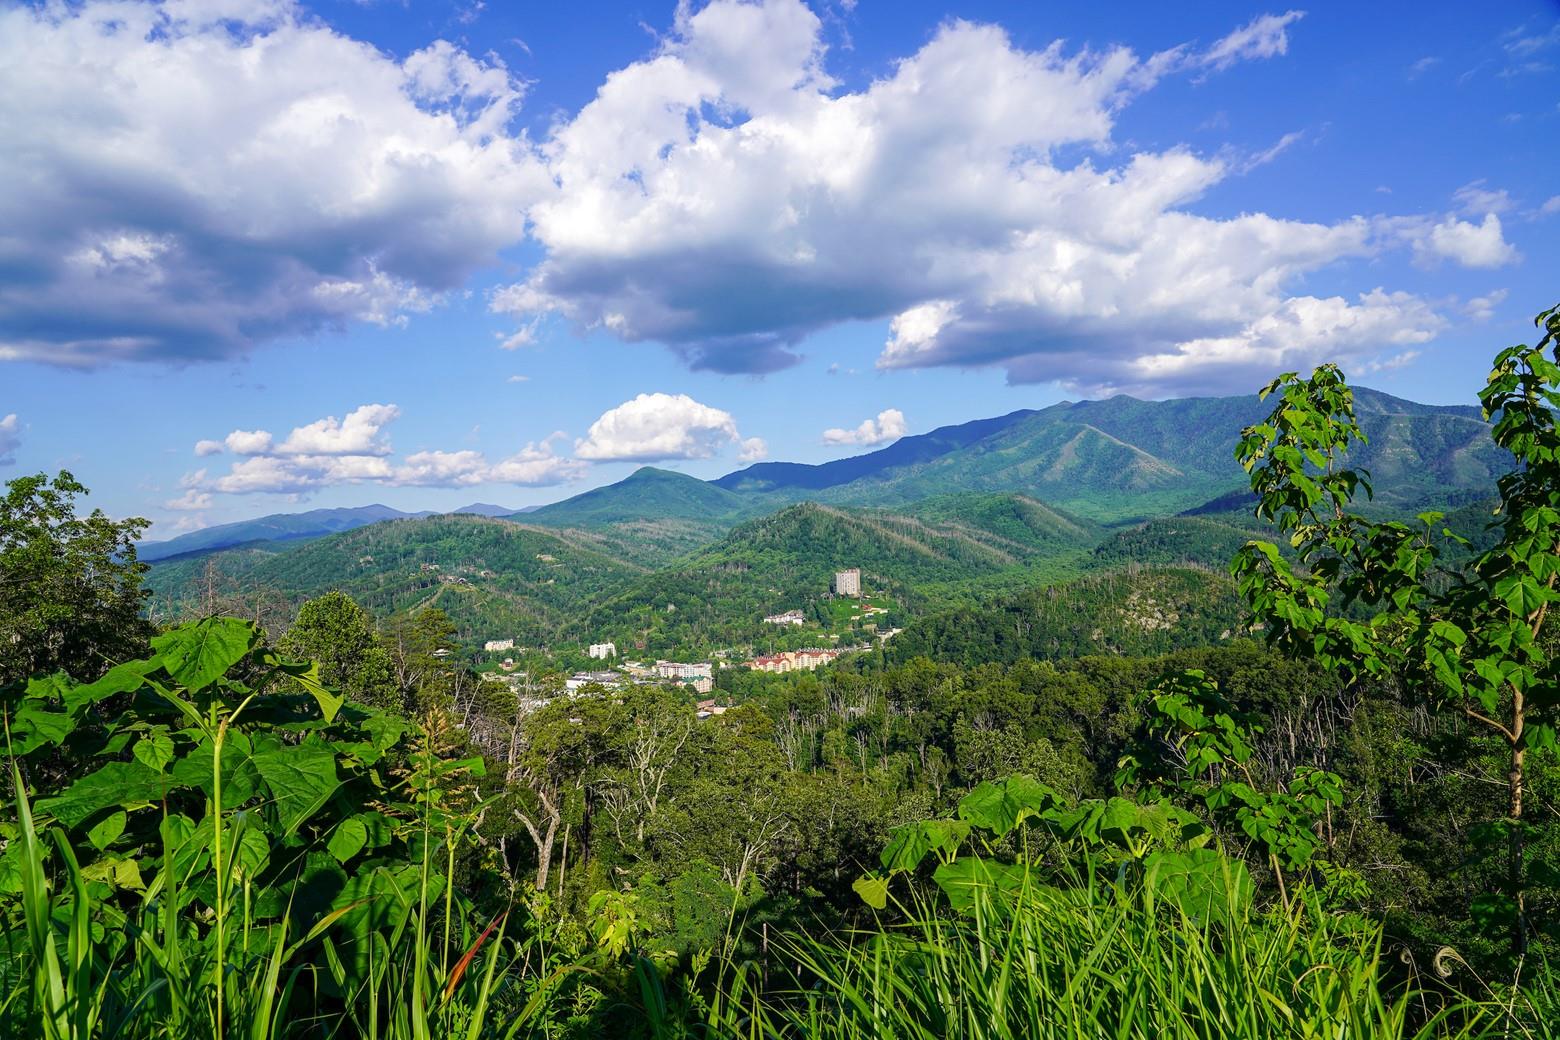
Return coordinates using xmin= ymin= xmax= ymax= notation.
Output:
xmin=879 ymin=819 xmax=971 ymax=873
xmin=170 ymin=730 xmax=262 ymax=806
xmin=132 ymin=729 xmax=176 ymax=773
xmin=9 ymin=701 xmax=74 ymax=755
xmin=957 ymin=774 xmax=1063 ymax=838
xmin=64 ymin=658 xmax=161 ymax=712
xmin=151 ymin=617 xmax=260 ymax=691
xmin=851 ymin=874 xmax=890 ymax=910
xmin=252 ymin=734 xmax=341 ymax=835
xmin=932 ymin=856 xmax=1033 ymax=914
xmin=1143 ymin=847 xmax=1252 ymax=924
xmin=327 ymin=816 xmax=369 ymax=863
xmin=37 ymin=761 xmax=168 ymax=828
xmin=266 ymin=654 xmax=344 ymax=723
xmin=86 ymin=810 xmax=127 ymax=850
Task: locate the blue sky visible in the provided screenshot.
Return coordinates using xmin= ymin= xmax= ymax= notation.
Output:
xmin=1 ymin=0 xmax=1556 ymax=535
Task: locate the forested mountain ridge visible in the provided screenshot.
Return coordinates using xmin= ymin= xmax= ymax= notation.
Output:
xmin=571 ymin=496 xmax=1108 ymax=653
xmin=884 ymin=565 xmax=1246 ymax=667
xmin=141 ymin=387 xmax=1499 ymax=652
xmin=539 ymin=386 xmax=1502 ymax=525
xmin=138 ymin=501 xmax=523 ymax=562
xmin=144 ymin=514 xmax=644 ymax=641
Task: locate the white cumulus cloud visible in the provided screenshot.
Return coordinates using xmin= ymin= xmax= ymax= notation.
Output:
xmin=0 ymin=0 xmax=548 ymax=365
xmin=1410 ymin=214 xmax=1520 ymax=269
xmin=575 ymin=393 xmax=746 ymax=462
xmin=187 ymin=405 xmax=585 ymax=495
xmin=164 ymin=488 xmax=213 ymax=510
xmin=393 ymin=438 xmax=586 ymax=487
xmin=0 ymin=414 xmax=20 ymax=466
xmin=822 ymin=409 xmax=908 ymax=447
xmin=276 ymin=404 xmax=400 ymax=456
xmin=1464 ymin=289 xmax=1509 ymax=321
xmin=492 ymin=0 xmax=1481 ymax=395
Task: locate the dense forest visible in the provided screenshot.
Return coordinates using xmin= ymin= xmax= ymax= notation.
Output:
xmin=4 ymin=306 xmax=1560 ymax=1037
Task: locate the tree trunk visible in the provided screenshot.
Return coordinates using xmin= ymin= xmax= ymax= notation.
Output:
xmin=1509 ymin=715 xmax=1527 ymax=958
xmin=534 ymin=818 xmax=557 ymax=892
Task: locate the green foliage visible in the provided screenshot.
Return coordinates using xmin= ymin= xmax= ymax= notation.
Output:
xmin=280 ymin=590 xmax=395 ymax=709
xmin=1119 ymin=669 xmax=1344 ymax=908
xmin=888 ymin=565 xmax=1246 ymax=666
xmin=1232 ymin=301 xmax=1560 ymax=956
xmin=581 ymin=497 xmax=1097 ymax=654
xmin=145 ymin=514 xmax=643 ymax=644
xmin=0 ymin=471 xmax=152 ymax=686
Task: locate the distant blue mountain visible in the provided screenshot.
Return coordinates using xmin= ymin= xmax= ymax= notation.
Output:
xmin=139 ymin=502 xmax=521 ymax=562
xmin=713 ymin=409 xmax=1037 ymax=492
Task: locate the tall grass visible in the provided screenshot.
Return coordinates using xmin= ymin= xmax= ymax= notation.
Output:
xmin=709 ymin=874 xmax=1545 ymax=1040
xmin=0 ymin=758 xmax=582 ymax=1040
xmin=5 ymin=751 xmax=1553 ymax=1039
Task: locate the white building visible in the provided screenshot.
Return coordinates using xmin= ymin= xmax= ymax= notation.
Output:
xmin=833 ymin=568 xmax=862 ymax=597
xmin=763 ymin=609 xmax=806 ymax=625
xmin=588 ymin=642 xmax=617 ymax=660
xmin=566 ymin=671 xmax=624 ymax=692
xmin=483 ymin=639 xmax=515 ymax=652
xmin=654 ymin=660 xmax=713 ymax=681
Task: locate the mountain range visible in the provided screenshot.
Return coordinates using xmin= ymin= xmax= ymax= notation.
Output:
xmin=141 ymin=387 xmax=1504 ymax=651
xmin=523 ymin=385 xmax=1497 ymax=532
xmin=138 ymin=502 xmax=528 ymax=562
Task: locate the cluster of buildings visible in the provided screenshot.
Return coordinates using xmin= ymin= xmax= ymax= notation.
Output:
xmin=745 ymin=648 xmax=843 ymax=673
xmin=565 ymin=670 xmax=625 ymax=692
xmin=560 ymin=658 xmax=717 ymax=695
xmin=763 ymin=609 xmax=806 ymax=625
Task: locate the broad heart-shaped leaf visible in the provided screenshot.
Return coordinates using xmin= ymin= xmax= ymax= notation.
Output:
xmin=1142 ymin=848 xmax=1252 ymax=925
xmin=329 ymin=863 xmax=420 ymax=953
xmin=80 ymin=855 xmax=145 ymax=892
xmin=851 ymin=874 xmax=890 ymax=910
xmin=132 ymin=729 xmax=176 ymax=773
xmin=270 ymin=656 xmax=344 ymax=723
xmin=1097 ymin=797 xmax=1154 ymax=852
xmin=64 ymin=658 xmax=161 ymax=712
xmin=327 ymin=816 xmax=369 ymax=863
xmin=9 ymin=701 xmax=74 ymax=755
xmin=879 ymin=819 xmax=971 ymax=873
xmin=932 ymin=856 xmax=1033 ymax=914
xmin=957 ymin=774 xmax=1063 ymax=838
xmin=37 ymin=761 xmax=168 ymax=828
xmin=1495 ymin=574 xmax=1552 ymax=620
xmin=0 ymin=840 xmax=22 ymax=896
xmin=251 ymin=733 xmax=341 ymax=835
xmin=86 ymin=810 xmax=127 ymax=850
xmin=170 ymin=730 xmax=263 ymax=806
xmin=151 ymin=617 xmax=260 ymax=691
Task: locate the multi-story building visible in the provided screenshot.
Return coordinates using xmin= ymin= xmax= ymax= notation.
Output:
xmin=763 ymin=609 xmax=807 ymax=625
xmin=745 ymin=648 xmax=843 ymax=673
xmin=483 ymin=638 xmax=515 ymax=652
xmin=588 ymin=642 xmax=617 ymax=659
xmin=832 ymin=568 xmax=862 ymax=597
xmin=654 ymin=660 xmax=714 ymax=681
xmin=565 ymin=670 xmax=624 ymax=692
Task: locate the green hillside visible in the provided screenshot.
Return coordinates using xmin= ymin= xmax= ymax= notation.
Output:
xmin=523 ymin=467 xmax=751 ymax=527
xmin=145 ymin=515 xmax=644 ymax=643
xmin=1089 ymin=516 xmax=1273 ymax=570
xmin=807 ymin=388 xmax=1498 ymax=521
xmin=522 ymin=387 xmax=1498 ymax=529
xmin=885 ymin=565 xmax=1247 ymax=667
xmin=575 ymin=497 xmax=1101 ymax=654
